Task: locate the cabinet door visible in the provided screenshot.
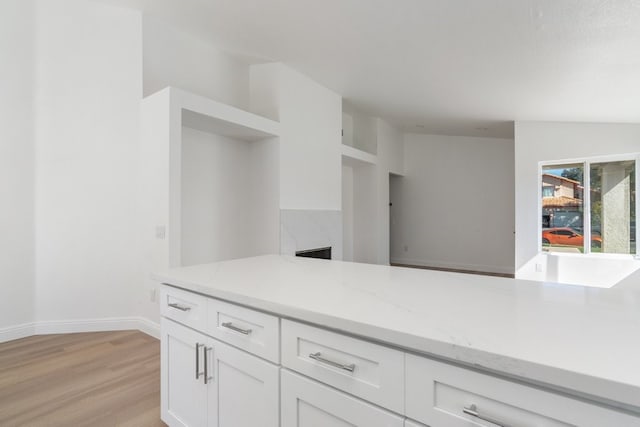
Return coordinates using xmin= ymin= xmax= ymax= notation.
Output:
xmin=161 ymin=318 xmax=208 ymax=427
xmin=281 ymin=370 xmax=404 ymax=427
xmin=207 ymin=338 xmax=279 ymax=427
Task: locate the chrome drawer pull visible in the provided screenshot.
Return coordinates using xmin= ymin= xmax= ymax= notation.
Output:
xmin=168 ymin=302 xmax=191 ymax=312
xmin=221 ymin=322 xmax=252 ymax=335
xmin=463 ymin=404 xmax=510 ymax=427
xmin=195 ymin=343 xmax=204 ymax=380
xmin=309 ymin=352 xmax=356 ymax=372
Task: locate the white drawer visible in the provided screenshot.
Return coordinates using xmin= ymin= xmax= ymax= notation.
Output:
xmin=406 ymin=354 xmax=640 ymax=427
xmin=404 ymin=420 xmax=427 ymax=427
xmin=160 ymin=285 xmax=207 ymax=332
xmin=207 ymin=297 xmax=279 ymax=363
xmin=281 ymin=320 xmax=404 ymax=414
xmin=281 ymin=369 xmax=404 ymax=427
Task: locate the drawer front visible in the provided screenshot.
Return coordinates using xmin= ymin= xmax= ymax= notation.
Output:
xmin=160 ymin=285 xmax=207 ymax=332
xmin=404 ymin=420 xmax=427 ymax=427
xmin=281 ymin=370 xmax=404 ymax=427
xmin=207 ymin=297 xmax=279 ymax=363
xmin=281 ymin=320 xmax=404 ymax=413
xmin=406 ymin=354 xmax=640 ymax=427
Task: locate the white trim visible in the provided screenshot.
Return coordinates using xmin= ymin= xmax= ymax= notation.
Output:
xmin=0 ymin=322 xmax=37 ymax=343
xmin=0 ymin=317 xmax=160 ymax=344
xmin=543 ymin=251 xmax=639 ymax=261
xmin=583 ymin=161 xmax=591 ymax=254
xmin=636 ymin=154 xmax=640 ymax=248
xmin=538 ymin=162 xmax=543 ymax=252
xmin=539 ymin=152 xmax=640 ymax=167
xmin=136 ymin=317 xmax=161 ymax=339
xmin=390 ymin=257 xmax=515 ymax=275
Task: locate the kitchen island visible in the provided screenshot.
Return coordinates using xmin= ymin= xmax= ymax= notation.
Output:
xmin=154 ymin=255 xmax=640 ymax=426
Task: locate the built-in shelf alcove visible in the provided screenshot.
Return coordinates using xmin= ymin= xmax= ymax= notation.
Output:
xmin=141 ymin=87 xmax=281 ymax=269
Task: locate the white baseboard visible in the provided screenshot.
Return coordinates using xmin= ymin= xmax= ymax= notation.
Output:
xmin=390 ymin=257 xmax=515 ymax=275
xmin=136 ymin=317 xmax=161 ymax=339
xmin=0 ymin=317 xmax=160 ymax=344
xmin=0 ymin=322 xmax=37 ymax=344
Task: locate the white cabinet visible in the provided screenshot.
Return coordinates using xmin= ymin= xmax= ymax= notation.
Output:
xmin=405 ymin=354 xmax=640 ymax=427
xmin=210 ymin=338 xmax=279 ymax=427
xmin=161 ymin=318 xmax=208 ymax=427
xmin=282 ymin=319 xmax=404 ymax=413
xmin=281 ymin=370 xmax=404 ymax=427
xmin=161 ymin=317 xmax=279 ymax=427
xmin=207 ymin=297 xmax=280 ymax=363
xmin=160 ymin=284 xmax=640 ymax=427
xmin=161 ymin=285 xmax=208 ymax=331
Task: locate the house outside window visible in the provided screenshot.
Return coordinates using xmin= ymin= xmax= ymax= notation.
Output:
xmin=540 ymin=156 xmax=637 ymax=255
xmin=542 ymin=185 xmax=554 ymax=197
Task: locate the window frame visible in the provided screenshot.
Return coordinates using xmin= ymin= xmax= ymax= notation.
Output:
xmin=539 ymin=153 xmax=640 ymax=256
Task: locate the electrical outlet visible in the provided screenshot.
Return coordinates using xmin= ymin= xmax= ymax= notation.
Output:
xmin=150 ymin=288 xmax=157 ymax=302
xmin=403 ymin=245 xmax=408 ymax=252
xmin=535 ymin=263 xmax=543 ymax=273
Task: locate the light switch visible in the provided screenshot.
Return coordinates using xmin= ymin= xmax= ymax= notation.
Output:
xmin=155 ymin=225 xmax=166 ymax=239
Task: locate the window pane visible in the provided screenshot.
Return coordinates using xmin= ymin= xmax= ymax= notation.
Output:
xmin=590 ymin=160 xmax=635 ymax=254
xmin=541 ymin=164 xmax=584 ymax=252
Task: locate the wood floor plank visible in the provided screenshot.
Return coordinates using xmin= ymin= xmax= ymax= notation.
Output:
xmin=0 ymin=331 xmax=164 ymax=426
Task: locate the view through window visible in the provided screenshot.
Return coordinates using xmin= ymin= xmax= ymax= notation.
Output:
xmin=541 ymin=158 xmax=636 ymax=254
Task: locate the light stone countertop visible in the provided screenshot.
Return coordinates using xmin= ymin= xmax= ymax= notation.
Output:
xmin=152 ymin=255 xmax=640 ymax=411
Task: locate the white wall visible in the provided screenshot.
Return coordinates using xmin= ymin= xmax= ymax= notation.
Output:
xmin=138 ymin=90 xmax=172 ymax=326
xmin=33 ymin=0 xmax=144 ymax=322
xmin=515 ymin=121 xmax=640 ymax=285
xmin=250 ymin=63 xmax=342 ymax=211
xmin=341 ymin=113 xmax=404 ymax=266
xmin=181 ymin=127 xmax=279 ymax=266
xmin=2 ymin=2 xmax=344 ymax=336
xmin=352 ymin=163 xmax=379 ymax=263
xmin=342 ymin=101 xmax=377 ymax=155
xmin=390 ymin=134 xmax=515 ymax=274
xmin=181 ymin=128 xmax=252 ymax=265
xmin=378 ymin=119 xmax=404 ymax=176
xmin=376 ymin=119 xmax=404 ymax=264
xmin=143 ymin=16 xmax=250 ymax=109
xmin=245 ymin=137 xmax=281 ymax=257
xmin=0 ymin=0 xmax=36 ymax=332
xmin=342 ymin=165 xmax=354 ymax=261
xmin=342 ymin=161 xmax=378 ymax=264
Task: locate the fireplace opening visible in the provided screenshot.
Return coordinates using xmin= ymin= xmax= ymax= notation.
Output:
xmin=295 ymin=247 xmax=332 ymax=260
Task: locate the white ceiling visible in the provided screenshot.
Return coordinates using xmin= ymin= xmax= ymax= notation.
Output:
xmin=99 ymin=0 xmax=640 ymax=138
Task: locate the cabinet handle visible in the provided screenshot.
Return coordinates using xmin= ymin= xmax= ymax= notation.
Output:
xmin=221 ymin=322 xmax=252 ymax=335
xmin=168 ymin=302 xmax=191 ymax=312
xmin=195 ymin=343 xmax=204 ymax=380
xmin=308 ymin=352 xmax=356 ymax=372
xmin=203 ymin=346 xmax=213 ymax=384
xmin=463 ymin=404 xmax=510 ymax=427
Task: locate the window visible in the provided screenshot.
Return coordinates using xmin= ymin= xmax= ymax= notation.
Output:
xmin=542 ymin=186 xmax=554 ymax=197
xmin=541 ymin=156 xmax=637 ymax=255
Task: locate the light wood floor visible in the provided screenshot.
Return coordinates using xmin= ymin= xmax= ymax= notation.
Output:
xmin=0 ymin=330 xmax=164 ymax=427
